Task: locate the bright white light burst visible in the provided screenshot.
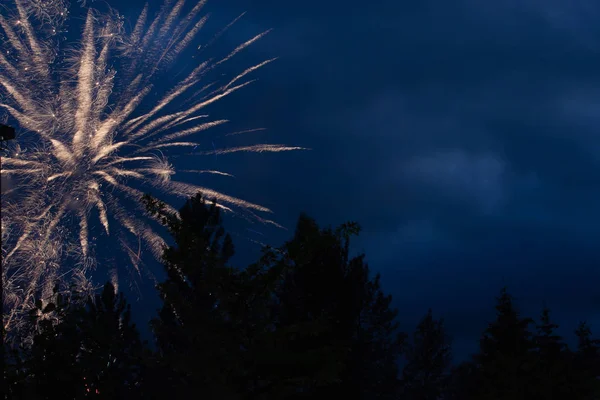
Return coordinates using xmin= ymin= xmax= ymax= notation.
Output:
xmin=1 ymin=0 xmax=304 ymax=333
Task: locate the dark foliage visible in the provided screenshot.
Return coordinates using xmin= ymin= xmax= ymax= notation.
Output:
xmin=142 ymin=196 xmax=405 ymax=399
xmin=444 ymin=289 xmax=600 ymax=400
xmin=472 ymin=287 xmax=536 ymax=400
xmin=269 ymin=214 xmax=405 ymax=399
xmin=4 ymin=283 xmax=146 ymax=399
xmin=572 ymin=322 xmax=600 ymax=399
xmin=4 ymin=194 xmax=600 ymax=400
xmin=401 ymin=309 xmax=452 ymax=400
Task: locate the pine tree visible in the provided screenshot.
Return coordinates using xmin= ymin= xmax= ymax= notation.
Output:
xmin=5 ymin=285 xmax=84 ymax=399
xmin=572 ymin=322 xmax=600 ymax=400
xmin=535 ymin=307 xmax=565 ymax=357
xmin=144 ymin=193 xmax=241 ymax=399
xmin=272 ymin=214 xmax=405 ymax=399
xmin=5 ymin=282 xmax=146 ymax=399
xmin=530 ymin=306 xmax=572 ymax=400
xmin=245 ymin=215 xmax=357 ymax=398
xmin=473 ymin=287 xmax=535 ymax=400
xmin=445 ymin=361 xmax=480 ymax=400
xmin=77 ymin=283 xmax=147 ymax=399
xmin=233 ymin=245 xmax=349 ymax=400
xmin=144 ymin=197 xmax=361 ymax=399
xmin=144 ymin=198 xmax=405 ymax=399
xmin=401 ymin=309 xmax=452 ymax=400
xmin=351 ymin=271 xmax=405 ymax=399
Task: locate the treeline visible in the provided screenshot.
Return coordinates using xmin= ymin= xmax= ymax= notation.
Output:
xmin=3 ymin=194 xmax=600 ymax=399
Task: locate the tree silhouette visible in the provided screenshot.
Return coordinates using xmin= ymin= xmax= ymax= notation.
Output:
xmin=472 ymin=287 xmax=536 ymax=400
xmin=401 ymin=308 xmax=452 ymax=400
xmin=572 ymin=321 xmax=600 ymax=399
xmin=4 ymin=282 xmax=146 ymax=399
xmin=4 ymin=285 xmax=84 ymax=399
xmin=77 ymin=283 xmax=147 ymax=399
xmin=271 ymin=214 xmax=405 ymax=399
xmin=143 ymin=193 xmax=241 ymax=398
xmin=439 ymin=297 xmax=600 ymax=400
xmin=530 ymin=306 xmax=573 ymax=400
xmin=5 ymin=194 xmax=600 ymax=400
xmin=445 ymin=360 xmax=480 ymax=400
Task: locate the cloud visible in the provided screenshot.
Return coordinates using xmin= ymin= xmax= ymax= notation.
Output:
xmin=203 ymin=0 xmax=600 ymax=359
xmin=556 ymin=88 xmax=600 ymax=159
xmin=398 ymin=219 xmax=438 ymax=244
xmin=535 ymin=1 xmax=600 ymax=45
xmin=403 ymin=150 xmax=506 ymax=213
xmin=464 ymin=0 xmax=600 ymax=41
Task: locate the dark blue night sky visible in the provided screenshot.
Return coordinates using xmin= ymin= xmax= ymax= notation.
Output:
xmin=91 ymin=0 xmax=600 ymax=360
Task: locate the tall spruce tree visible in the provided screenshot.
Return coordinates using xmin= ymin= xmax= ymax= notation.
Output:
xmin=401 ymin=309 xmax=452 ymax=400
xmin=143 ymin=193 xmax=241 ymax=399
xmin=530 ymin=306 xmax=573 ymax=400
xmin=272 ymin=214 xmax=405 ymax=399
xmin=473 ymin=287 xmax=535 ymax=400
xmin=145 ymin=195 xmax=359 ymax=399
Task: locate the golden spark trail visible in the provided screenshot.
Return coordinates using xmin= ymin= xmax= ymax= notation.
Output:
xmin=1 ymin=0 xmax=305 ymax=335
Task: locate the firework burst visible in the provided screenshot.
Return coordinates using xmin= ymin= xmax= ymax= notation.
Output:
xmin=1 ymin=0 xmax=304 ymax=333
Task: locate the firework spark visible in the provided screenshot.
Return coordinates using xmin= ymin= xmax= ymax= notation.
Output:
xmin=1 ymin=0 xmax=303 ymax=333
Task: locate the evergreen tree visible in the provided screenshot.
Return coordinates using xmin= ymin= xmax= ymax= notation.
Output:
xmin=473 ymin=287 xmax=535 ymax=400
xmin=272 ymin=214 xmax=405 ymax=399
xmin=4 ymin=282 xmax=146 ymax=399
xmin=445 ymin=361 xmax=480 ymax=400
xmin=143 ymin=193 xmax=241 ymax=398
xmin=572 ymin=322 xmax=600 ymax=400
xmin=231 ymin=245 xmax=348 ymax=399
xmin=534 ymin=307 xmax=565 ymax=358
xmin=5 ymin=285 xmax=84 ymax=399
xmin=530 ymin=306 xmax=573 ymax=400
xmin=77 ymin=283 xmax=147 ymax=399
xmin=145 ymin=195 xmax=354 ymax=398
xmin=446 ymin=296 xmax=600 ymax=400
xmin=16 ymin=192 xmax=600 ymax=400
xmin=350 ymin=271 xmax=405 ymax=399
xmin=401 ymin=309 xmax=452 ymax=400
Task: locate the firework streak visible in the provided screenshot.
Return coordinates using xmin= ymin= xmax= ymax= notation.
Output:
xmin=1 ymin=0 xmax=304 ymax=333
